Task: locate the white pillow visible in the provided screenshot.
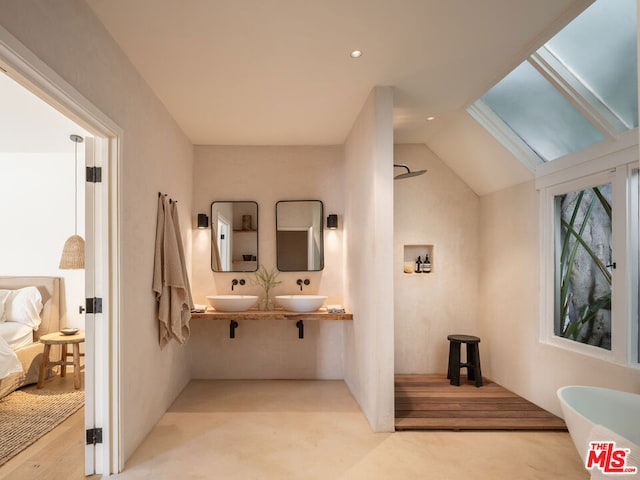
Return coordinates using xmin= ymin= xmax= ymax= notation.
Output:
xmin=0 ymin=290 xmax=10 ymax=322
xmin=2 ymin=287 xmax=43 ymax=330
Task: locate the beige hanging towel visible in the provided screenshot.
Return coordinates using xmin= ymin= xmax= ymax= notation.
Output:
xmin=152 ymin=194 xmax=193 ymax=348
xmin=171 ymin=200 xmax=194 ymax=309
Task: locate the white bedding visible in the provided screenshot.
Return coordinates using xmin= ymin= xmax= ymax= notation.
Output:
xmin=0 ymin=322 xmax=34 ymax=349
xmin=0 ymin=336 xmax=22 ymax=379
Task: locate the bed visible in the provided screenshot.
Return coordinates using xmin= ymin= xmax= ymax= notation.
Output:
xmin=0 ymin=276 xmax=60 ymax=399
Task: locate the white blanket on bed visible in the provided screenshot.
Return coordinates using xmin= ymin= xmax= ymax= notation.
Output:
xmin=0 ymin=335 xmax=22 ymax=379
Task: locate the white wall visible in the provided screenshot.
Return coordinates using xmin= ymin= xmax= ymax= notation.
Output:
xmin=479 ymin=180 xmax=640 ymax=417
xmin=343 ymin=87 xmax=395 ymax=432
xmin=0 ymin=152 xmax=85 ymax=329
xmin=394 ymin=144 xmax=480 ymax=374
xmin=190 ymin=145 xmax=345 ymax=379
xmin=0 ymin=1 xmax=194 ymax=461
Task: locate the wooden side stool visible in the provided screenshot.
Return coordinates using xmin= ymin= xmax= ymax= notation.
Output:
xmin=447 ymin=334 xmax=483 ymax=387
xmin=37 ymin=331 xmax=85 ymax=389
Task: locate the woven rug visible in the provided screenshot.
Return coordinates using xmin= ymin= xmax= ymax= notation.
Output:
xmin=0 ymin=388 xmax=84 ymax=466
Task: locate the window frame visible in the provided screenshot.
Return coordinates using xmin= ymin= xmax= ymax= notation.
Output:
xmin=539 ymin=145 xmax=639 ymax=367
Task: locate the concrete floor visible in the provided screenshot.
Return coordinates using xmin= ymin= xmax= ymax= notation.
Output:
xmin=110 ymin=380 xmax=588 ymax=479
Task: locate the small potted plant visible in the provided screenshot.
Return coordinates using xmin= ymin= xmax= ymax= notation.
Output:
xmin=252 ymin=266 xmax=282 ymax=311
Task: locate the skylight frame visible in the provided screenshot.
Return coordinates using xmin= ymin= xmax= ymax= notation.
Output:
xmin=466 ymin=99 xmax=542 ymax=171
xmin=529 ymin=47 xmax=630 ymax=137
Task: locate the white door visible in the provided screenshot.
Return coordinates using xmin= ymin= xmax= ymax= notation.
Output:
xmin=83 ymin=137 xmax=113 ymax=474
xmin=0 ymin=32 xmax=121 ymax=473
xmin=83 ymin=137 xmax=97 ymax=474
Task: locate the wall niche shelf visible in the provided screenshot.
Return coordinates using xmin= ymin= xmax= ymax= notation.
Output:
xmin=403 ymin=244 xmax=434 ymax=274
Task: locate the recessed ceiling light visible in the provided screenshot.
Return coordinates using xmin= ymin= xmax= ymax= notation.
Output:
xmin=350 ymin=50 xmax=363 ymax=58
xmin=426 ymin=116 xmax=436 ymax=121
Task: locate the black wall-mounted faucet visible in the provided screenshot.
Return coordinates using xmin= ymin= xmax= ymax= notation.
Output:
xmin=231 ymin=278 xmax=245 ymax=291
xmin=296 ymin=278 xmax=310 ymax=291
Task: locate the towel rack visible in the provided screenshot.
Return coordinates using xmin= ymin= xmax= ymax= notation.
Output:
xmin=158 ymin=191 xmax=177 ymax=204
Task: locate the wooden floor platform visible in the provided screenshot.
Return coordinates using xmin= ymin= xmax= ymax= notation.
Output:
xmin=395 ymin=374 xmax=567 ymax=431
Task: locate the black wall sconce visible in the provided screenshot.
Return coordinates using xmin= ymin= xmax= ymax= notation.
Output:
xmin=327 ymin=214 xmax=338 ymax=230
xmin=197 ymin=213 xmax=209 ymax=229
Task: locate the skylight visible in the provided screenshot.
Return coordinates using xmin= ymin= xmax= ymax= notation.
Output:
xmin=468 ymin=0 xmax=638 ymax=166
xmin=546 ymin=0 xmax=638 ymax=129
xmin=481 ymin=61 xmax=606 ymax=161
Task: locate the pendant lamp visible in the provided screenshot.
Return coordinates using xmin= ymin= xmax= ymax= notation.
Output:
xmin=59 ymin=134 xmax=85 ymax=269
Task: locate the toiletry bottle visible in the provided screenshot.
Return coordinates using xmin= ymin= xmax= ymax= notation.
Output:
xmin=415 ymin=256 xmax=422 ymax=273
xmin=423 ymin=253 xmax=431 ymax=273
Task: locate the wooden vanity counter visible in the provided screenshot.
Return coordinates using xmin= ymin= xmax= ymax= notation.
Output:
xmin=191 ymin=309 xmax=353 ymax=321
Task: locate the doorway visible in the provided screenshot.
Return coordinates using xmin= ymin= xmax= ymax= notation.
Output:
xmin=0 ymin=33 xmax=121 ymax=475
xmin=217 ymin=215 xmax=231 ymax=271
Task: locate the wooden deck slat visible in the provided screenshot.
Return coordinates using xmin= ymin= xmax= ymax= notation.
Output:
xmin=395 ymin=392 xmax=520 ymax=399
xmin=395 ymin=410 xmax=559 ymax=419
xmin=395 ymin=417 xmax=567 ymax=430
xmin=395 ymin=396 xmax=539 ymax=403
xmin=395 ymin=402 xmax=543 ymax=411
xmin=394 ymin=374 xmax=566 ymax=431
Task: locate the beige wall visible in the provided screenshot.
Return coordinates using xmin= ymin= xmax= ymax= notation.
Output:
xmin=479 ymin=180 xmax=640 ymax=417
xmin=0 ymin=0 xmax=194 ymax=460
xmin=190 ymin=145 xmax=346 ymax=379
xmin=394 ymin=144 xmax=480 ymax=374
xmin=343 ymin=87 xmax=395 ymax=431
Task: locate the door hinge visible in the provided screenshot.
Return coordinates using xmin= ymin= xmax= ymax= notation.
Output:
xmin=85 ymin=297 xmax=103 ymax=314
xmin=86 ymin=166 xmax=102 ymax=183
xmin=86 ymin=427 xmax=103 ymax=445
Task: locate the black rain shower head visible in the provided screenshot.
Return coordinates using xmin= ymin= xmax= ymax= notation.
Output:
xmin=393 ymin=164 xmax=427 ymax=180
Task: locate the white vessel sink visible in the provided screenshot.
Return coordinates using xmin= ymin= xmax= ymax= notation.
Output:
xmin=275 ymin=295 xmax=328 ymax=313
xmin=206 ymin=295 xmax=258 ymax=312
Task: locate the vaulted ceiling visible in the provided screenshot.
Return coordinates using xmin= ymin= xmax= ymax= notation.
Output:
xmin=83 ymin=0 xmax=593 ymax=195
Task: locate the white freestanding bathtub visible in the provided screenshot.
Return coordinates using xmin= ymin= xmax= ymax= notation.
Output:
xmin=558 ymin=385 xmax=640 ymax=476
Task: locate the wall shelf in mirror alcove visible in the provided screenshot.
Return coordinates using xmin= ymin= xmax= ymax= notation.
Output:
xmin=403 ymin=244 xmax=434 ymax=274
xmin=211 ymin=201 xmax=258 ymax=272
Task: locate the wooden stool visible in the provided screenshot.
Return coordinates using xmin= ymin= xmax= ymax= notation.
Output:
xmin=447 ymin=334 xmax=483 ymax=387
xmin=37 ymin=331 xmax=85 ymax=389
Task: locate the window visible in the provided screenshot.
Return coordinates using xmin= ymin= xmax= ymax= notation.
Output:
xmin=481 ymin=62 xmax=606 ymax=161
xmin=545 ymin=0 xmax=638 ymax=129
xmin=554 ymin=182 xmax=612 ymax=350
xmin=468 ymin=0 xmax=638 ymax=168
xmin=633 ymin=169 xmax=640 ymax=363
xmin=540 ymin=157 xmax=638 ymax=365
